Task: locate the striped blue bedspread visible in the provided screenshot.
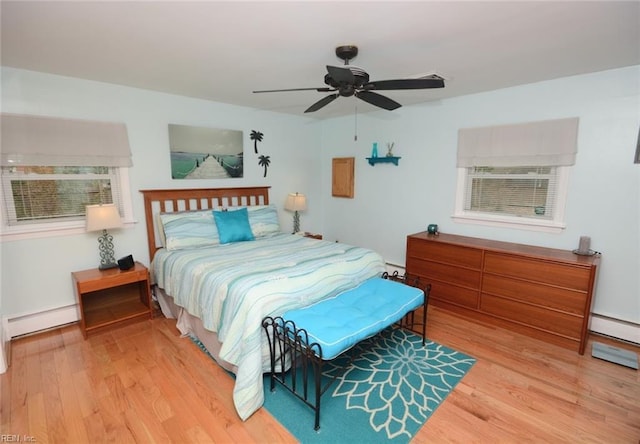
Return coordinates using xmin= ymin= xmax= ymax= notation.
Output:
xmin=152 ymin=233 xmax=385 ymax=420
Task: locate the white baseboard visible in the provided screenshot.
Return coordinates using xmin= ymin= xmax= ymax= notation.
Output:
xmin=6 ymin=304 xmax=79 ymax=339
xmin=0 ymin=295 xmax=636 ymax=375
xmin=590 ymin=314 xmax=640 ymax=345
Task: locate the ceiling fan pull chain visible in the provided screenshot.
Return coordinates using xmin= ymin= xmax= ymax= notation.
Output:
xmin=354 ymin=105 xmax=358 ymax=141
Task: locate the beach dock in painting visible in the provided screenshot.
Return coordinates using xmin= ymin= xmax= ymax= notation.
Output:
xmin=171 ymin=152 xmax=243 ymax=179
xmin=186 ymin=156 xmax=231 ymax=179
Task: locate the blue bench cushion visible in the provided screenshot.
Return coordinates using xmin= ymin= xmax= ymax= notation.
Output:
xmin=281 ymin=277 xmax=424 ymax=360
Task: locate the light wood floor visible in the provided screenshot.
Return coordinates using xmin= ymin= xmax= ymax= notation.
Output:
xmin=1 ymin=306 xmax=639 ymax=443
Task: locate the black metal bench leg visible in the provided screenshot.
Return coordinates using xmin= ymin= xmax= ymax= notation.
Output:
xmin=314 ymin=359 xmax=322 ymax=431
xmin=421 ymin=284 xmax=431 ymax=345
xmin=422 ymin=300 xmax=426 ymax=346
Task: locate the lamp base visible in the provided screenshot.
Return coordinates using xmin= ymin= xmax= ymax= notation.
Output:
xmin=292 ymin=211 xmax=301 ymax=234
xmin=97 ymin=229 xmax=118 ymax=271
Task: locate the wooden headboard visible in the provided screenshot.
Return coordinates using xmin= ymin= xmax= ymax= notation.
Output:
xmin=140 ymin=186 xmax=271 ymax=261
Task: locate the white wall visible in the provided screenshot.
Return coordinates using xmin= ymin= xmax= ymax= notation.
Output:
xmin=1 ymin=65 xmax=638 ymax=345
xmin=0 ymin=67 xmax=322 ymax=335
xmin=320 ymin=66 xmax=640 ymax=338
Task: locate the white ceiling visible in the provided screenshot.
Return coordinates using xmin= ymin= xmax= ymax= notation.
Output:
xmin=2 ymin=1 xmax=639 ymax=119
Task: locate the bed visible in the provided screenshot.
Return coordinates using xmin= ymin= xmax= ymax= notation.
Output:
xmin=140 ymin=187 xmax=386 ymax=421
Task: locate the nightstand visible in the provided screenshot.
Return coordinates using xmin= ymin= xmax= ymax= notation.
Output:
xmin=72 ymin=261 xmax=153 ymax=338
xmin=303 ymin=232 xmax=323 ymax=240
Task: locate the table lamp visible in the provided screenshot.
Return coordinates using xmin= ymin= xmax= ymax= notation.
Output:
xmin=86 ymin=203 xmax=123 ymax=270
xmin=284 ymin=192 xmax=307 ymax=234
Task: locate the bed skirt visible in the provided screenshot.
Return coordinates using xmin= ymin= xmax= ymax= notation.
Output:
xmin=155 ymin=286 xmax=239 ymax=375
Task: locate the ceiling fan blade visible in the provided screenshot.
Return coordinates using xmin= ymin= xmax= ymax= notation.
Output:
xmin=253 ymin=87 xmax=333 ymax=93
xmin=326 ymin=65 xmax=355 ymax=84
xmin=366 ymin=77 xmax=445 ymax=90
xmin=356 ymin=91 xmax=401 ymax=111
xmin=304 ymin=94 xmax=339 ymax=113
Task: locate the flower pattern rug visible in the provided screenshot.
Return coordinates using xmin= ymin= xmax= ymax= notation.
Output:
xmin=263 ymin=327 xmax=476 ymax=443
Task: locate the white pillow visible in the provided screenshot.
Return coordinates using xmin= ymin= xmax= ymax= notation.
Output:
xmin=247 ymin=205 xmax=281 ymax=237
xmin=159 ymin=210 xmax=220 ymax=250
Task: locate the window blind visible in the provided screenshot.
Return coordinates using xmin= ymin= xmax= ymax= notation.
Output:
xmin=457 ymin=117 xmax=579 ymax=167
xmin=1 ymin=166 xmax=120 ymax=225
xmin=1 ymin=113 xmax=132 ymax=167
xmin=464 ymin=166 xmax=559 ymax=220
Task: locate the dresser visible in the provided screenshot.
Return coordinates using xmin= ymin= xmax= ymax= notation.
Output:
xmin=406 ymin=232 xmax=600 ymax=354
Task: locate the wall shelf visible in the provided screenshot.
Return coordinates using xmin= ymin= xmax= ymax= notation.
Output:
xmin=366 ymin=156 xmax=401 ymax=166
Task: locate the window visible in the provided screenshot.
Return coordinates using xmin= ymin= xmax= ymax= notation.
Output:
xmin=1 ymin=166 xmax=133 ymax=239
xmin=454 ymin=165 xmax=569 ymax=231
xmin=0 ymin=113 xmax=133 ymax=240
xmin=454 ymin=118 xmax=578 ymax=232
xmin=2 ymin=166 xmax=122 ymax=225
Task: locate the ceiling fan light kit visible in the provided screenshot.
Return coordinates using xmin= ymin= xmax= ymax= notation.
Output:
xmin=253 ymin=45 xmax=445 ymax=113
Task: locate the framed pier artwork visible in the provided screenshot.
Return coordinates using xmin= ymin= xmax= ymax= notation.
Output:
xmin=168 ymin=124 xmax=244 ymax=179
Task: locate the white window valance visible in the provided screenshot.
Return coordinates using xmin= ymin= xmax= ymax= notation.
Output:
xmin=457 ymin=117 xmax=579 ymax=167
xmin=1 ymin=113 xmax=132 ymax=167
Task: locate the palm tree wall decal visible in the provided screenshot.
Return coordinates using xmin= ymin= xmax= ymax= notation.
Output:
xmin=250 ymin=130 xmax=264 ymax=154
xmin=258 ymin=155 xmax=271 ymax=177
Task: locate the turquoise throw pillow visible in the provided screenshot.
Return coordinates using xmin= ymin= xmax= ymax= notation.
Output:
xmin=213 ymin=208 xmax=255 ymax=244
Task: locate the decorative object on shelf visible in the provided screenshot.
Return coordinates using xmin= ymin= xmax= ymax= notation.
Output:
xmin=386 ymin=142 xmax=395 ymax=157
xmin=371 ymin=142 xmax=378 ymax=158
xmin=366 ymin=156 xmax=401 ymax=166
xmin=86 ymin=203 xmax=123 ymax=270
xmin=250 ymin=130 xmax=264 ymax=154
xmin=427 ymin=224 xmax=439 ymax=235
xmin=284 ymin=192 xmax=307 ymax=233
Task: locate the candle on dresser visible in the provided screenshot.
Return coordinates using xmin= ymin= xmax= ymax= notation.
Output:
xmin=578 ymin=236 xmax=591 ymax=253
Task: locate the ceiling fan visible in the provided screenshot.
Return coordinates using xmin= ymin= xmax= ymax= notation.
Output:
xmin=253 ymin=45 xmax=445 ymax=113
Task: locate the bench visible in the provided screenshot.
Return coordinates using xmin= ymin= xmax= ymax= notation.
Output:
xmin=262 ymin=273 xmax=430 ymax=430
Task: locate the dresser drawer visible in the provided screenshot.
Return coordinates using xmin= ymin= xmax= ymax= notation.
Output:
xmin=408 ymin=238 xmax=482 ymax=269
xmin=481 ymin=294 xmax=583 ymax=339
xmin=408 ymin=257 xmax=481 ymax=289
xmin=430 ymin=281 xmax=478 ymax=309
xmin=484 ymin=252 xmax=591 ymax=291
xmin=76 ymin=268 xmax=148 ymax=293
xmin=482 ymin=274 xmax=587 ymax=315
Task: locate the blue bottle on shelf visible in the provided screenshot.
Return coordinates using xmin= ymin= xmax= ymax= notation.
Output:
xmin=371 ymin=142 xmax=378 ymax=158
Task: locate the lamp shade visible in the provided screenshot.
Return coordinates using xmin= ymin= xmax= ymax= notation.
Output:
xmin=284 ymin=193 xmax=307 ymax=212
xmin=86 ymin=204 xmax=123 ymax=232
